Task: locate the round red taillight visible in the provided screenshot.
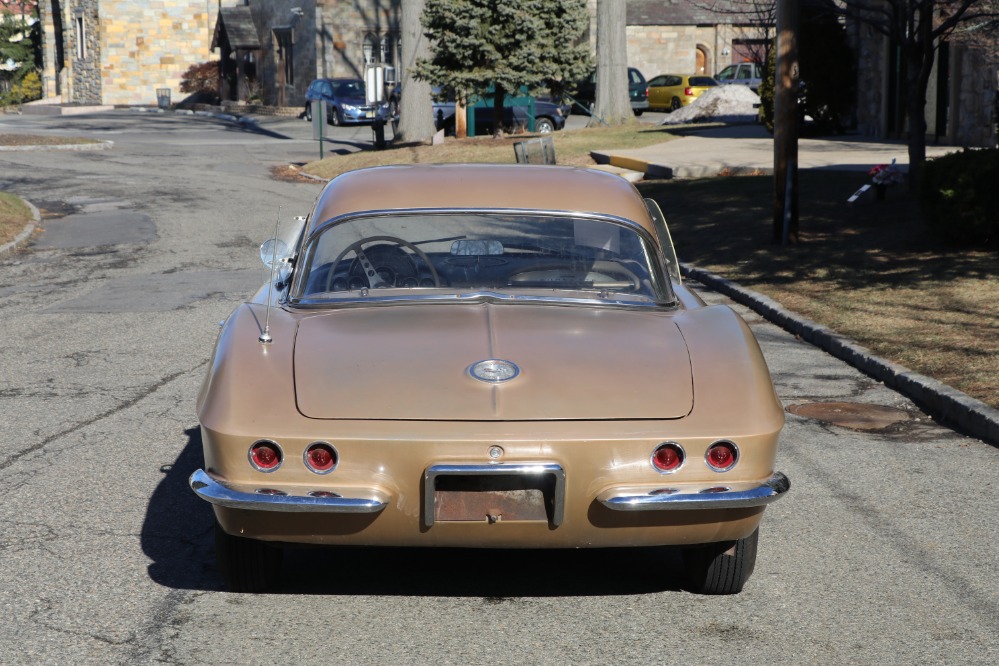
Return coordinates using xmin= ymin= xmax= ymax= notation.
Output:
xmin=249 ymin=441 xmax=282 ymax=472
xmin=705 ymin=440 xmax=739 ymax=471
xmin=304 ymin=442 xmax=338 ymax=474
xmin=651 ymin=442 xmax=685 ymax=473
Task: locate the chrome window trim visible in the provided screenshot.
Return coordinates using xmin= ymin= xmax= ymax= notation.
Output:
xmin=289 ymin=289 xmax=673 ymax=310
xmin=290 ymin=207 xmax=676 ymax=307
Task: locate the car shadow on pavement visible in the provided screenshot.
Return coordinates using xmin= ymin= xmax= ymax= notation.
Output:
xmin=142 ymin=427 xmax=223 ymax=591
xmin=142 ymin=427 xmax=687 ymax=596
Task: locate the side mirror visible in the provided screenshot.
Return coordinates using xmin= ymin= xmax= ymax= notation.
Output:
xmin=260 ymin=238 xmax=292 ymax=268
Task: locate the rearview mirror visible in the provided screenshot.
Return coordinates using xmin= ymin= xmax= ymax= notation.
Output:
xmin=451 ymin=239 xmax=504 ymax=256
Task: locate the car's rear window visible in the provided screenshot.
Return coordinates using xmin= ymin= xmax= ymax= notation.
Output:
xmin=689 ymin=77 xmax=718 ymax=87
xmin=292 ymin=212 xmax=670 ymax=306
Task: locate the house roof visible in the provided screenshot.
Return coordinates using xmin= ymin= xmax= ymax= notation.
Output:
xmin=212 ymin=6 xmax=260 ymax=51
xmin=627 ymin=0 xmax=756 ymax=26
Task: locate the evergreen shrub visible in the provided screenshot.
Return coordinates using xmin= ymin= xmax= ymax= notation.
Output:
xmin=920 ymin=148 xmax=999 ymax=246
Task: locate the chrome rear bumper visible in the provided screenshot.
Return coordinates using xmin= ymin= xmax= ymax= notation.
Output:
xmin=189 ymin=469 xmax=388 ymax=513
xmin=597 ymin=472 xmax=790 ymax=511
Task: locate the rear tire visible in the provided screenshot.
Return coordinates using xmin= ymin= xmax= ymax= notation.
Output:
xmin=304 ymin=104 xmax=312 ymax=122
xmin=214 ymin=520 xmax=283 ymax=593
xmin=683 ymin=528 xmax=759 ymax=595
xmin=670 ymin=97 xmax=681 ymax=112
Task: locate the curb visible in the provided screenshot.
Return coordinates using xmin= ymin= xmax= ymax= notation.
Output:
xmin=0 ymin=140 xmax=114 ymax=152
xmin=682 ymin=264 xmax=999 ymax=447
xmin=590 ymin=150 xmax=773 ymax=180
xmin=0 ymin=196 xmax=41 ymax=257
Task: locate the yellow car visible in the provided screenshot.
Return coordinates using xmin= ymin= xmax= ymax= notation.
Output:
xmin=647 ymin=74 xmax=719 ymax=112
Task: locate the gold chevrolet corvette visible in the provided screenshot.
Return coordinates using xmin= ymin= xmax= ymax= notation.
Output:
xmin=190 ymin=164 xmax=789 ymax=594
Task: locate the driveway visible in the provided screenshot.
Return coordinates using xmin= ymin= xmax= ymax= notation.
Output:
xmin=0 ymin=109 xmax=995 ymax=664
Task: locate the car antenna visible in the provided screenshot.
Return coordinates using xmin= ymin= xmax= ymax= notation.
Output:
xmin=259 ymin=211 xmax=281 ymax=344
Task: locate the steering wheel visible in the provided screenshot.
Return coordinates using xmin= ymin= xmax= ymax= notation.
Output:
xmin=508 ymin=260 xmax=642 ymax=291
xmin=326 ymin=235 xmax=441 ymax=292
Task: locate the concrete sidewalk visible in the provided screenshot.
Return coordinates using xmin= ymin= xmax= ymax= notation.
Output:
xmin=591 ymin=123 xmax=961 ymax=179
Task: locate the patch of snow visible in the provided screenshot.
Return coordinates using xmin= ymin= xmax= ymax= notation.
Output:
xmin=660 ymin=85 xmax=761 ymax=125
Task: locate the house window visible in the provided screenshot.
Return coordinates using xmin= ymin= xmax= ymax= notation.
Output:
xmin=363 ymin=34 xmax=376 ymax=65
xmin=75 ymin=16 xmax=86 ymax=60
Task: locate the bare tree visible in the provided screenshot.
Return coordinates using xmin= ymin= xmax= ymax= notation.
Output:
xmin=831 ymin=0 xmax=999 ymax=181
xmin=395 ymin=0 xmax=436 ymax=143
xmin=589 ymin=0 xmax=632 ymax=126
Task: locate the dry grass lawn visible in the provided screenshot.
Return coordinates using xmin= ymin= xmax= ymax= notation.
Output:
xmin=0 ymin=192 xmax=33 ymax=247
xmin=638 ymin=173 xmax=999 ymax=409
xmin=0 ymin=133 xmax=99 ymax=147
xmin=302 ymin=122 xmax=683 ymax=180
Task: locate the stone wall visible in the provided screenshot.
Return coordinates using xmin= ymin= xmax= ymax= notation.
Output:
xmin=70 ymin=0 xmax=102 ymax=104
xmin=97 ymin=0 xmax=217 ymax=106
xmin=39 ymin=0 xmax=240 ymax=105
xmin=626 ymin=23 xmax=764 ymax=81
xmin=244 ymin=0 xmax=399 ymax=109
xmin=950 ymin=45 xmax=997 ymax=148
xmin=315 ymin=0 xmax=399 ymax=89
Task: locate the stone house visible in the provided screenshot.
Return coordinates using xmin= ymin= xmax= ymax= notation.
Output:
xmin=34 ymin=0 xmax=399 ymax=108
xmin=35 ymin=0 xmax=234 ymax=106
xmin=620 ymin=0 xmax=995 ymax=148
xmin=214 ymin=0 xmax=400 ymax=110
xmin=32 ymin=0 xmax=994 ymax=148
xmin=848 ymin=14 xmax=996 ymax=148
xmin=621 ymin=0 xmax=767 ymax=81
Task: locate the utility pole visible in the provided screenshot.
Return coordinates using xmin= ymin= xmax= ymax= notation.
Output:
xmin=773 ymin=0 xmax=799 ymax=245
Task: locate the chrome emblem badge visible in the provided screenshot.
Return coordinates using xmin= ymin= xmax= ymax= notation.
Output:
xmin=468 ymin=359 xmax=520 ymax=383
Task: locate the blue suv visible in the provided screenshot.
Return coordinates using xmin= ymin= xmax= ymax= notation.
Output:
xmin=304 ymin=78 xmax=389 ymax=126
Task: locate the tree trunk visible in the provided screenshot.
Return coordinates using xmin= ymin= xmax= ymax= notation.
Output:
xmin=493 ymin=83 xmax=506 ymax=136
xmin=903 ymin=1 xmax=936 ymax=190
xmin=772 ymin=0 xmax=799 ymax=245
xmin=589 ymin=0 xmax=631 ymax=127
xmin=396 ymin=0 xmax=436 ymax=143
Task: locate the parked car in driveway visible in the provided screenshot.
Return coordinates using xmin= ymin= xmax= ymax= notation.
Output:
xmin=647 ymin=74 xmax=719 ymax=112
xmin=304 ymin=78 xmax=389 ymax=126
xmin=389 ymin=86 xmax=567 ymax=134
xmin=572 ymin=67 xmax=649 ymax=115
xmin=190 ymin=163 xmax=790 ymax=595
xmin=715 ymin=62 xmax=763 ymax=92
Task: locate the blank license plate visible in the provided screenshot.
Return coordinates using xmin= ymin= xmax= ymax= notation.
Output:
xmin=433 ymin=475 xmax=553 ymax=522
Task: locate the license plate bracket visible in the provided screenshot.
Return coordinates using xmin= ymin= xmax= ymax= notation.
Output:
xmin=424 ymin=463 xmax=565 ymax=527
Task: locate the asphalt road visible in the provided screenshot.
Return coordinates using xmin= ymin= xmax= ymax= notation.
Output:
xmin=0 ymin=110 xmax=995 ymax=665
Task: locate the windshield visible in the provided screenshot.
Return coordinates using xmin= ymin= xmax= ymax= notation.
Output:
xmin=291 ymin=211 xmax=672 ymax=306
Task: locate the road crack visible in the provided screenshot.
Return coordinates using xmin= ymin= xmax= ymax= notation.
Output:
xmin=0 ymin=361 xmax=206 ymax=474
